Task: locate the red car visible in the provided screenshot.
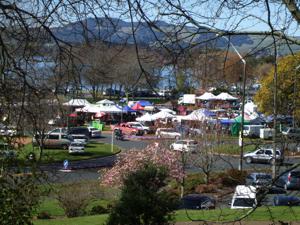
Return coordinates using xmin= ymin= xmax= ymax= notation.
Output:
xmin=112 ymin=123 xmax=144 ymax=136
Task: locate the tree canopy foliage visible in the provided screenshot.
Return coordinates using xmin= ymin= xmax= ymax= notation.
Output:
xmin=255 ymin=52 xmax=300 ymax=122
xmin=106 ymin=163 xmax=178 ymax=225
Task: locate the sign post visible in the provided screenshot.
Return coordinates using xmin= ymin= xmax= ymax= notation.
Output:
xmin=111 ymin=131 xmax=114 ymax=153
xmin=60 ymin=159 xmax=71 ymax=172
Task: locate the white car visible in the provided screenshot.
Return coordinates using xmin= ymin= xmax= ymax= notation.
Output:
xmin=68 ymin=142 xmax=85 ymax=154
xmin=70 ymin=134 xmax=89 ymax=145
xmin=87 ymin=127 xmax=102 ymax=138
xmin=155 ymin=128 xmax=181 ymax=139
xmin=243 ymin=147 xmax=283 ymax=164
xmin=127 ymin=122 xmax=150 ymax=134
xmin=170 ymin=140 xmax=198 ymax=152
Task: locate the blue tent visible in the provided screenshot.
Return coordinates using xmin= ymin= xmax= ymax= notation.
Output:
xmin=137 ymin=100 xmax=152 ymax=107
xmin=220 ymin=119 xmax=235 ymax=125
xmin=122 ymin=105 xmax=136 ymax=113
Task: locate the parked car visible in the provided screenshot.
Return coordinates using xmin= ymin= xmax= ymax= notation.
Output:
xmin=276 ymin=170 xmax=300 ymax=190
xmin=68 ymin=142 xmax=85 ymax=154
xmin=243 ymin=147 xmax=283 ymax=164
xmin=231 ymin=185 xmax=257 ymax=209
xmin=245 ymin=173 xmax=272 ymax=187
xmin=170 ymin=139 xmax=198 ymax=152
xmin=33 ymin=133 xmax=72 ymax=149
xmin=87 ymin=127 xmax=101 ymax=138
xmin=68 ymin=127 xmax=90 ymax=138
xmin=70 ymin=134 xmax=89 ymax=145
xmin=155 ymin=128 xmax=181 ymax=139
xmin=282 ymin=127 xmax=300 ymax=139
xmin=0 ymin=126 xmax=17 ymax=136
xmin=273 ymin=195 xmax=300 ymax=206
xmin=243 ymin=125 xmax=264 ymax=138
xmin=112 ymin=123 xmax=144 ymax=136
xmin=48 ymin=127 xmax=68 ymax=134
xmin=180 ymin=194 xmax=216 ymax=210
xmin=126 ymin=122 xmax=150 ymax=134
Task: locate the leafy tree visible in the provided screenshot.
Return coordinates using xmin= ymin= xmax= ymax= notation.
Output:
xmin=106 ymin=163 xmax=179 ymax=225
xmin=0 ymin=175 xmax=39 ymax=225
xmin=254 ymin=53 xmax=300 ymax=123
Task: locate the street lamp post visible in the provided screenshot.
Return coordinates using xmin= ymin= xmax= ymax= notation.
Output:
xmin=217 ymin=34 xmax=246 ymax=171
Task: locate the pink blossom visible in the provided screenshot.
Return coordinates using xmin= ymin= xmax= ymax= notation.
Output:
xmin=100 ymin=143 xmax=185 ymax=186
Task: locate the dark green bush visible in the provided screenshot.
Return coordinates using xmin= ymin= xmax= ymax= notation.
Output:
xmin=106 ymin=163 xmax=179 ymax=225
xmin=184 ymin=173 xmax=206 ymax=193
xmin=220 ymin=169 xmax=247 ymax=187
xmin=90 ymin=205 xmax=109 ymax=215
xmin=37 ymin=211 xmax=51 ymax=219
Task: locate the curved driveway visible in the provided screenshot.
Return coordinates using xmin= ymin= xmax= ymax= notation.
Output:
xmin=43 ymin=133 xmax=299 ymax=183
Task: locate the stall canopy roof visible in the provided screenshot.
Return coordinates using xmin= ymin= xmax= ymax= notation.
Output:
xmin=137 ymin=100 xmax=152 ymax=107
xmin=181 ymin=109 xmax=215 ymax=121
xmin=151 ymin=111 xmax=176 ymax=120
xmin=77 ymin=104 xmax=122 ymax=113
xmin=215 ymin=92 xmax=238 ymax=100
xmin=196 ymin=92 xmax=216 ymax=100
xmin=121 ymin=105 xmax=136 ymax=113
xmin=96 ymin=99 xmax=115 ymax=105
xmin=159 ymin=108 xmax=176 ymax=115
xmin=63 ymin=99 xmax=90 ymax=107
xmin=136 ymin=113 xmax=155 ymax=122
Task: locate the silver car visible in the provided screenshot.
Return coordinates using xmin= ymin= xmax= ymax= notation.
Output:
xmin=68 ymin=142 xmax=85 ymax=154
xmin=155 ymin=128 xmax=181 ymax=139
xmin=243 ymin=148 xmax=283 ymax=164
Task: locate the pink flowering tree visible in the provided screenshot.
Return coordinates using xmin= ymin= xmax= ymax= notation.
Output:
xmin=100 ymin=143 xmax=185 ymax=187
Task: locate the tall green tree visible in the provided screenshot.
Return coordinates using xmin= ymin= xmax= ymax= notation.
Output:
xmin=254 ymin=53 xmax=300 ymax=123
xmin=106 ymin=163 xmax=178 ymax=225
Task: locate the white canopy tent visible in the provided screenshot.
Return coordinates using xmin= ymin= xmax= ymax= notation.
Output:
xmin=96 ymin=99 xmax=115 ymax=106
xmin=98 ymin=105 xmax=122 ymax=113
xmin=76 ymin=104 xmax=101 ymax=113
xmin=63 ymin=99 xmax=90 ymax=107
xmin=159 ymin=108 xmax=176 ymax=115
xmin=215 ymin=92 xmax=238 ymax=100
xmin=180 ymin=109 xmax=213 ymax=121
xmin=136 ymin=113 xmax=155 ymax=122
xmin=151 ymin=111 xmax=176 ymax=120
xmin=76 ymin=104 xmax=122 ymax=113
xmin=196 ymin=92 xmax=216 ymax=100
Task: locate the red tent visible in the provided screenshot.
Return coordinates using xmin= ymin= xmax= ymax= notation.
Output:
xmin=68 ymin=113 xmax=78 ymax=117
xmin=131 ymin=102 xmax=144 ymax=111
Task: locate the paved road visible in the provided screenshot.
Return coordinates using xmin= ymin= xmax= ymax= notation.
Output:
xmin=42 ymin=133 xmax=300 ymax=183
xmin=99 ymin=133 xmax=150 ymax=150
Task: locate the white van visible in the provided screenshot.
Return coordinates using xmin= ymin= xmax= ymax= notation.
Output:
xmin=231 ymin=185 xmax=257 ymax=209
xmin=243 ymin=125 xmax=264 ymax=138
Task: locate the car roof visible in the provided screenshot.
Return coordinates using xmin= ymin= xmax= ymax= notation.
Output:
xmin=182 ymin=194 xmax=213 ymax=200
xmin=176 ymin=139 xmax=196 ymax=142
xmin=250 ymin=172 xmax=271 ymax=176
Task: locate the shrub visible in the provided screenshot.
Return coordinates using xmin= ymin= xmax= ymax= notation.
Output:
xmin=37 ymin=211 xmax=51 ymax=219
xmin=89 ymin=205 xmax=109 ymax=215
xmin=195 ymin=184 xmax=218 ymax=193
xmin=220 ymin=169 xmax=247 ymax=187
xmin=184 ymin=173 xmax=206 ymax=193
xmin=56 ymin=183 xmax=95 ymax=218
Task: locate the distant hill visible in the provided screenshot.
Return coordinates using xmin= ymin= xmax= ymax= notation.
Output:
xmin=52 ymin=17 xmax=300 ymax=56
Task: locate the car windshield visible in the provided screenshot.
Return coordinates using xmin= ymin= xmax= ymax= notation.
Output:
xmin=282 ymin=127 xmax=290 ymax=132
xmin=71 ymin=143 xmax=84 ymax=147
xmin=256 ymin=174 xmax=272 ymax=179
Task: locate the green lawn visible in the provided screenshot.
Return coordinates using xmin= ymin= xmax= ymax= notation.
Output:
xmin=18 ymin=142 xmax=120 ymax=163
xmin=33 ymin=207 xmax=300 ymax=225
xmin=214 ymin=143 xmax=256 ymax=155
